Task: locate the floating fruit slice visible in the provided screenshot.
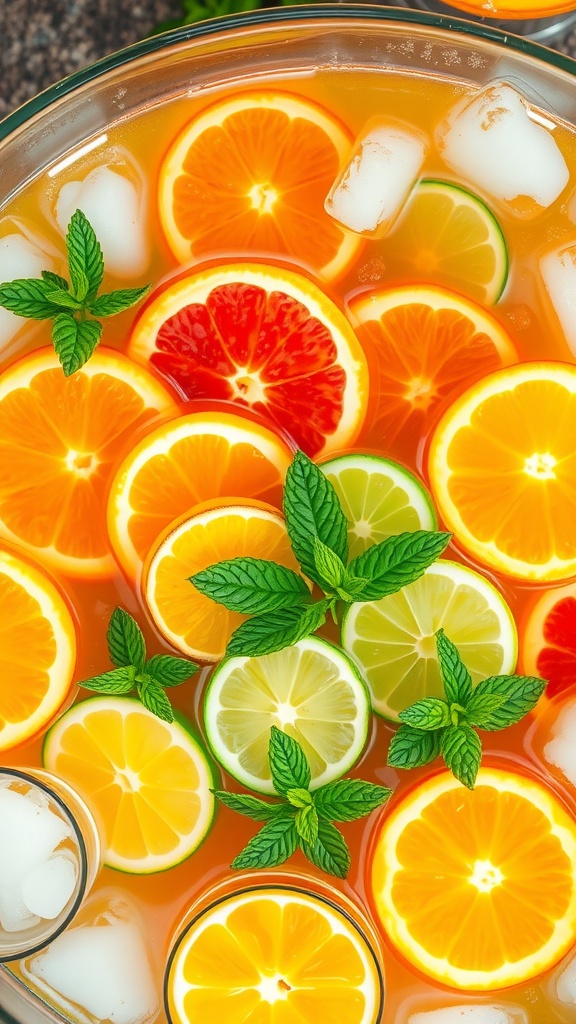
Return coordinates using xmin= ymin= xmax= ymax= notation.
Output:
xmin=321 ymin=453 xmax=436 ymax=559
xmin=348 ymin=284 xmax=517 ymax=451
xmin=384 ymin=179 xmax=509 ymax=304
xmin=0 ymin=347 xmax=178 ymax=578
xmin=341 ymin=560 xmax=516 ymax=721
xmin=107 ymin=410 xmax=293 ymax=580
xmin=428 ymin=362 xmax=576 ymax=581
xmin=0 ymin=547 xmax=76 ymax=752
xmin=521 ymin=583 xmax=576 ymax=699
xmin=43 ymin=697 xmax=215 ymax=873
xmin=203 ymin=635 xmax=371 ymax=793
xmin=370 ymin=767 xmax=576 ymax=990
xmin=144 ymin=499 xmax=302 ymax=663
xmin=166 ymin=886 xmax=383 ymax=1024
xmin=128 ymin=262 xmax=368 ymax=458
xmin=158 ymin=90 xmax=361 ymax=281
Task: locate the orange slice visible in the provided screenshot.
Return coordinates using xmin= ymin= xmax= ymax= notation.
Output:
xmin=128 ymin=262 xmax=368 ymax=458
xmin=348 ymin=284 xmax=517 ymax=452
xmin=370 ymin=767 xmax=576 ymax=991
xmin=107 ymin=410 xmax=293 ymax=581
xmin=0 ymin=347 xmax=178 ymax=578
xmin=428 ymin=362 xmax=576 ymax=581
xmin=0 ymin=546 xmax=76 ymax=751
xmin=158 ymin=91 xmax=361 ymax=281
xmin=143 ymin=498 xmax=303 ymax=662
xmin=166 ymin=886 xmax=383 ymax=1024
xmin=521 ymin=582 xmax=576 ymax=699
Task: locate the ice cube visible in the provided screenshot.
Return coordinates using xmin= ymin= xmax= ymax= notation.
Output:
xmin=325 ymin=123 xmax=427 ymax=234
xmin=408 ymin=1006 xmax=529 ymax=1023
xmin=554 ymin=949 xmax=576 ymax=1004
xmin=21 ymin=852 xmax=78 ymax=920
xmin=436 ymin=82 xmax=569 ymax=212
xmin=28 ymin=919 xmax=159 ymax=1024
xmin=543 ymin=699 xmax=576 ymax=786
xmin=540 ymin=244 xmax=576 ymax=357
xmin=0 ymin=233 xmax=53 ymax=350
xmin=55 ymin=165 xmax=149 ymax=279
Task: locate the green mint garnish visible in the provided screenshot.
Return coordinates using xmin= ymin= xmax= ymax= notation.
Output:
xmin=189 ymin=449 xmax=451 ymax=658
xmin=213 ymin=726 xmax=391 ymax=879
xmin=387 ymin=628 xmax=547 ymax=789
xmin=0 ymin=210 xmax=150 ymax=376
xmin=78 ymin=607 xmax=198 ymax=723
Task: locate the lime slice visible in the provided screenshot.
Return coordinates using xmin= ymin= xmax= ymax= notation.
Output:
xmin=341 ymin=560 xmax=517 ymax=722
xmin=203 ymin=635 xmax=371 ymax=794
xmin=387 ymin=179 xmax=509 ymax=304
xmin=321 ymin=453 xmax=436 ymax=559
xmin=43 ymin=697 xmax=216 ymax=873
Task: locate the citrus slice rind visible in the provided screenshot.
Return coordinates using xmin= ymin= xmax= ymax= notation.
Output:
xmin=203 ymin=635 xmax=371 ymax=794
xmin=428 ymin=362 xmax=576 ymax=582
xmin=341 ymin=560 xmax=517 ymax=721
xmin=42 ymin=697 xmax=216 ymax=874
xmin=521 ymin=582 xmax=576 ymax=699
xmin=320 ymin=453 xmax=436 ymax=559
xmin=166 ymin=886 xmax=384 ymax=1024
xmin=370 ymin=767 xmax=576 ymax=991
xmin=0 ymin=547 xmax=77 ymax=752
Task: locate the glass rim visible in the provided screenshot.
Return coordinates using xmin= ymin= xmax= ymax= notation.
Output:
xmin=2 ymin=3 xmax=576 ymax=145
xmin=0 ymin=768 xmax=89 ymax=963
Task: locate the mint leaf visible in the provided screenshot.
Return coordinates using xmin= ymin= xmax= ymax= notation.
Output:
xmin=398 ymin=697 xmax=450 ymax=731
xmin=191 ymin=558 xmax=310 ymax=615
xmin=283 ymin=450 xmax=348 ymax=585
xmin=66 ymin=209 xmax=104 ymax=301
xmin=337 ymin=571 xmax=371 ymax=601
xmin=145 ymin=654 xmax=197 ymax=687
xmin=387 ymin=723 xmax=442 ymax=770
xmin=0 ymin=279 xmax=62 ymax=319
xmin=137 ymin=678 xmax=174 ymax=723
xmin=441 ymin=724 xmax=481 ymax=789
xmin=313 ymin=779 xmax=391 ymax=821
xmin=88 ymin=286 xmax=151 ymax=317
xmin=436 ymin=629 xmax=473 ymax=706
xmin=313 ymin=537 xmax=346 ymax=590
xmin=269 ymin=726 xmax=311 ymax=795
xmin=45 ymin=288 xmax=83 ymax=311
xmin=467 ymin=675 xmax=546 ymax=730
xmin=346 ymin=531 xmax=451 ymax=602
xmin=52 ymin=315 xmax=102 ymax=376
xmin=296 ymin=804 xmax=319 ymax=845
xmin=78 ymin=666 xmax=134 ymax=694
xmin=107 ymin=608 xmax=146 ymax=670
xmin=464 ymin=692 xmax=507 ymax=728
xmin=286 ymin=788 xmax=313 ymax=808
xmin=225 ymin=600 xmax=329 ymax=658
xmin=212 ymin=791 xmax=291 ymax=822
xmin=42 ymin=270 xmax=69 ymax=291
xmin=299 ymin=818 xmax=351 ymax=879
xmin=231 ymin=815 xmax=299 ymax=869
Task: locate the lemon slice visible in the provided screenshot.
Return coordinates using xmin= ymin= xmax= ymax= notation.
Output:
xmin=203 ymin=635 xmax=371 ymax=794
xmin=341 ymin=560 xmax=517 ymax=721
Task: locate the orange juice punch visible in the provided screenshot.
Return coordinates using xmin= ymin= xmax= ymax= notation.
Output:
xmin=3 ymin=8 xmax=576 ymax=1024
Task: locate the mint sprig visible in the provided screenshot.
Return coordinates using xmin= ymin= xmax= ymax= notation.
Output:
xmin=213 ymin=726 xmax=391 ymax=879
xmin=190 ymin=449 xmax=451 ymax=658
xmin=78 ymin=607 xmax=198 ymax=723
xmin=0 ymin=210 xmax=150 ymax=376
xmin=387 ymin=628 xmax=547 ymax=789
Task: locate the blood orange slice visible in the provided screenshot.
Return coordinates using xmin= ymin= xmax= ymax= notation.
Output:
xmin=128 ymin=263 xmax=368 ymax=457
xmin=522 ymin=583 xmax=576 ymax=698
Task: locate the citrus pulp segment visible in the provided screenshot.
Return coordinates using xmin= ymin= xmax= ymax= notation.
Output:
xmin=0 ymin=346 xmax=178 ymax=578
xmin=521 ymin=582 xmax=576 ymax=699
xmin=203 ymin=635 xmax=371 ymax=793
xmin=143 ymin=500 xmax=303 ymax=663
xmin=341 ymin=560 xmax=517 ymax=721
xmin=369 ymin=767 xmax=576 ymax=990
xmin=157 ymin=90 xmax=362 ymax=280
xmin=348 ymin=284 xmax=517 ymax=450
xmin=428 ymin=362 xmax=576 ymax=581
xmin=166 ymin=887 xmax=383 ymax=1024
xmin=0 ymin=547 xmax=77 ymax=752
xmin=127 ymin=262 xmax=369 ymax=458
xmin=106 ymin=409 xmax=293 ymax=580
xmin=43 ymin=697 xmax=216 ymax=873
xmin=321 ymin=453 xmax=436 ymax=559
xmin=384 ymin=179 xmax=509 ymax=303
